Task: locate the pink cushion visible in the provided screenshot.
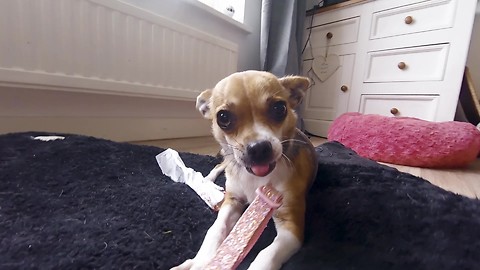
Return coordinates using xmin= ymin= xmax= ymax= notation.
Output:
xmin=328 ymin=113 xmax=480 ymax=168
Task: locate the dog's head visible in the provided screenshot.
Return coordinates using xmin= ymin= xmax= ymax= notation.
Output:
xmin=196 ymin=71 xmax=311 ymax=177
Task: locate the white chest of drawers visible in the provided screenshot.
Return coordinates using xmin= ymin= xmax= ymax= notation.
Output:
xmin=302 ymin=0 xmax=477 ymax=137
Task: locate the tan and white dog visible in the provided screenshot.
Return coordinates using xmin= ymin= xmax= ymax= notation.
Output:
xmin=171 ymin=70 xmax=317 ymax=270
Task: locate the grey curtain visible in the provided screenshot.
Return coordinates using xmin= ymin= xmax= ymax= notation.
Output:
xmin=260 ymin=0 xmax=307 ymax=129
xmin=260 ymin=0 xmax=306 ymax=77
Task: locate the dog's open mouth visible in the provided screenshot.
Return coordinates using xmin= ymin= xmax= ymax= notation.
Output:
xmin=246 ymin=162 xmax=276 ymax=177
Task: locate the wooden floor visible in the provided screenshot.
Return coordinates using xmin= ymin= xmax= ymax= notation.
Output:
xmin=133 ymin=136 xmax=480 ymax=199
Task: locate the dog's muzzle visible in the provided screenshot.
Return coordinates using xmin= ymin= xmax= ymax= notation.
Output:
xmin=245 ymin=141 xmax=276 ymax=177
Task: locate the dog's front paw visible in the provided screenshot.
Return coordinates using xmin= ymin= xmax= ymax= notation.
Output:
xmin=170 ymin=258 xmax=209 ymax=270
xmin=170 ymin=259 xmax=193 ymax=270
xmin=247 ymin=248 xmax=282 ymax=270
xmin=248 ymin=260 xmax=280 ymax=270
xmin=204 ymin=174 xmax=217 ymax=183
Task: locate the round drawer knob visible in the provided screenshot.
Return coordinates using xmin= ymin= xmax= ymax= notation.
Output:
xmin=326 ymin=32 xmax=333 ymax=39
xmin=340 ymin=85 xmax=348 ymax=92
xmin=398 ymin=62 xmax=407 ymax=70
xmin=390 ymin=108 xmax=399 ymax=115
xmin=405 ymin=16 xmax=414 ymax=25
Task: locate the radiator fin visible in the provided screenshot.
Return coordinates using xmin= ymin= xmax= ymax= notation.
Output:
xmin=0 ymin=0 xmax=238 ymax=100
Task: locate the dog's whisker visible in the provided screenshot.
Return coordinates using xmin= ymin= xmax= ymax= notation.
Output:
xmin=221 ymin=153 xmax=235 ymax=158
xmin=281 ymin=153 xmax=292 ymax=167
xmin=281 ymin=153 xmax=295 ymax=172
xmin=272 ymin=89 xmax=284 ymax=97
xmin=218 ymin=142 xmax=235 ymax=148
xmin=220 ymin=156 xmax=239 ymax=174
xmin=281 ymin=139 xmax=309 ymax=146
xmin=219 ymin=142 xmax=242 ymax=152
xmin=230 ymin=148 xmax=245 ymax=157
xmin=231 ymin=137 xmax=244 ymax=149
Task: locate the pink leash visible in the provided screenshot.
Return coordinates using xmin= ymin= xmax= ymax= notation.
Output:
xmin=205 ymin=185 xmax=283 ymax=270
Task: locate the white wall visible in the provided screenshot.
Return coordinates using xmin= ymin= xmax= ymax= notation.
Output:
xmin=120 ymin=0 xmax=262 ymax=72
xmin=467 ymin=5 xmax=480 ymax=97
xmin=0 ymin=0 xmax=262 ymax=142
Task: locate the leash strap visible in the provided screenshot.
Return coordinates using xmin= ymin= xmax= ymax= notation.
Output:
xmin=205 ymin=185 xmax=283 ymax=270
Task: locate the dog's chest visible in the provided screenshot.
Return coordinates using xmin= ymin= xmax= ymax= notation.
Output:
xmin=226 ymin=162 xmax=291 ymax=203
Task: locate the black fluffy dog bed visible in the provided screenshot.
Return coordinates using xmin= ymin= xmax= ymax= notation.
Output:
xmin=1 ymin=132 xmax=479 ymax=270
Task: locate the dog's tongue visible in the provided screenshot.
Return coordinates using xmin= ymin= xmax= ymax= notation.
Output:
xmin=251 ymin=164 xmax=271 ymax=177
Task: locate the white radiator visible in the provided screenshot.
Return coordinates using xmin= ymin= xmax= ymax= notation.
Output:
xmin=0 ymin=0 xmax=238 ymax=100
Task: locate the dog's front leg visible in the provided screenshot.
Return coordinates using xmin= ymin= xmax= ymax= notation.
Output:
xmin=170 ymin=194 xmax=244 ymax=270
xmin=247 ymin=225 xmax=301 ymax=270
xmin=204 ymin=161 xmax=227 ymax=182
xmin=247 ymin=201 xmax=305 ymax=270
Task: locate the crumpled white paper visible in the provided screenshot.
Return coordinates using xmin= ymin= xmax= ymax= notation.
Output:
xmin=32 ymin=136 xmax=65 ymax=141
xmin=156 ymin=148 xmax=225 ymax=210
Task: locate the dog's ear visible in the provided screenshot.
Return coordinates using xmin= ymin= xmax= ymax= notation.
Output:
xmin=279 ymin=76 xmax=311 ymax=108
xmin=196 ymin=89 xmax=213 ymax=119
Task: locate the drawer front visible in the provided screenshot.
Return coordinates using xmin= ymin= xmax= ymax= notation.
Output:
xmin=360 ymin=95 xmax=439 ymax=121
xmin=370 ymin=0 xmax=456 ymax=39
xmin=309 ymin=17 xmax=360 ymax=48
xmin=302 ymin=54 xmax=355 ymax=121
xmin=364 ymin=44 xmax=449 ymax=83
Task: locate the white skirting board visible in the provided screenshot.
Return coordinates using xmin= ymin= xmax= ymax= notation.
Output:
xmin=0 ymin=117 xmax=211 ymax=142
xmin=0 ymin=86 xmax=212 ymax=141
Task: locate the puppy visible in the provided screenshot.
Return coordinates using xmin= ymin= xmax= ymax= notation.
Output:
xmin=172 ymin=71 xmax=317 ymax=270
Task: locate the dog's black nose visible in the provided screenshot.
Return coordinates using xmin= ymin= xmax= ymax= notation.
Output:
xmin=246 ymin=141 xmax=273 ymax=164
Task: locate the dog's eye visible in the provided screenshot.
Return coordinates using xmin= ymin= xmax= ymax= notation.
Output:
xmin=269 ymin=101 xmax=287 ymax=122
xmin=217 ymin=110 xmax=233 ymax=130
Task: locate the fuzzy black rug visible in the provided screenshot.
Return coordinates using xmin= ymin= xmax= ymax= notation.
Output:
xmin=1 ymin=132 xmax=479 ymax=270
